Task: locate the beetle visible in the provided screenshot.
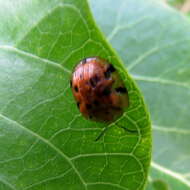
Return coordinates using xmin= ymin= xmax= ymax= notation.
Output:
xmin=70 ymin=57 xmax=136 ymax=140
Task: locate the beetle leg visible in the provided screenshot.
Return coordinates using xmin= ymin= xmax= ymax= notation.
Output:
xmin=116 ymin=124 xmax=138 ymax=133
xmin=95 ymin=127 xmax=109 ymax=141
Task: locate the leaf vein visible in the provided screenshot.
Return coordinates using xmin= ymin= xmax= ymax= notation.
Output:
xmin=23 ymin=168 xmax=72 ymax=190
xmin=151 ymin=161 xmax=190 ymax=187
xmin=153 ymin=125 xmax=190 ymax=134
xmin=87 ymin=182 xmax=128 ymax=190
xmin=0 ymin=177 xmax=16 ymax=190
xmin=0 ymin=113 xmax=87 ymax=189
xmin=133 ymin=74 xmax=190 ymax=90
xmin=0 ymin=45 xmax=71 ymax=74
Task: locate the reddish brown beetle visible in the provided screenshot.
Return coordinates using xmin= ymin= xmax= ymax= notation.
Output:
xmin=70 ymin=57 xmax=135 ymax=140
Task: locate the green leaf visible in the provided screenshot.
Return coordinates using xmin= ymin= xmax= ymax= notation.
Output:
xmin=0 ymin=0 xmax=151 ymax=190
xmin=90 ymin=0 xmax=190 ymax=189
xmin=147 ymin=179 xmax=169 ymax=190
xmin=152 ymin=179 xmax=169 ymax=190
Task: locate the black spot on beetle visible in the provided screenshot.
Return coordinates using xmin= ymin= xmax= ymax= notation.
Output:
xmin=104 ymin=64 xmax=116 ymax=79
xmin=102 ymin=87 xmax=111 ymax=96
xmin=93 ymin=100 xmax=100 ymax=106
xmin=90 ymin=75 xmax=100 ymax=87
xmin=86 ymin=104 xmax=92 ymax=109
xmin=112 ymin=106 xmax=122 ymax=111
xmin=74 ymin=86 xmax=79 ymax=92
xmin=77 ymin=102 xmax=80 ymax=108
xmin=107 ymin=64 xmax=116 ymax=72
xmin=115 ymin=87 xmax=127 ymax=93
xmin=81 ymin=58 xmax=87 ymax=64
xmin=104 ymin=71 xmax=111 ymax=79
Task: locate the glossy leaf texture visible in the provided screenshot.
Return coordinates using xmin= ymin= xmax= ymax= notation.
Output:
xmin=90 ymin=0 xmax=190 ymax=189
xmin=0 ymin=0 xmax=151 ymax=190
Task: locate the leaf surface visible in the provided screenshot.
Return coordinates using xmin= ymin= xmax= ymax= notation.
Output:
xmin=0 ymin=0 xmax=151 ymax=190
xmin=90 ymin=0 xmax=190 ymax=189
